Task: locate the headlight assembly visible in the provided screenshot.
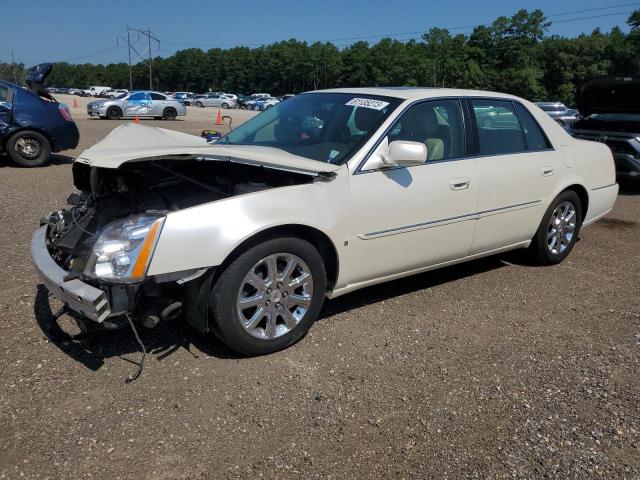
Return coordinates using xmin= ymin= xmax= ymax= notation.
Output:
xmin=87 ymin=214 xmax=164 ymax=282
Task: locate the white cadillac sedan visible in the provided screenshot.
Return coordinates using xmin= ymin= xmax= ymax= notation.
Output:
xmin=31 ymin=88 xmax=618 ymax=355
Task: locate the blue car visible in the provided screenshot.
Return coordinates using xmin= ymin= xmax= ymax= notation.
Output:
xmin=0 ymin=63 xmax=79 ymax=167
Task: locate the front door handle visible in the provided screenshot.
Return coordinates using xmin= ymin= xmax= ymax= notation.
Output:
xmin=541 ymin=167 xmax=554 ymax=177
xmin=449 ymin=178 xmax=471 ymax=190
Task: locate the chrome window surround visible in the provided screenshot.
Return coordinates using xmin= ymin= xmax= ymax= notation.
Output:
xmin=354 ymin=96 xmax=556 ymax=175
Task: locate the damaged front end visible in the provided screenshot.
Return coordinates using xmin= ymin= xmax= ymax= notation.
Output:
xmin=32 ymin=152 xmax=319 ymax=333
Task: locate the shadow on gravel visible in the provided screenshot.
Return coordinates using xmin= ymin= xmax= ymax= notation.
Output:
xmin=33 ymin=285 xmax=241 ymax=374
xmin=0 ymin=153 xmax=73 ymax=168
xmin=320 ymin=256 xmax=507 ymax=319
xmin=33 ymin=256 xmax=511 ymax=373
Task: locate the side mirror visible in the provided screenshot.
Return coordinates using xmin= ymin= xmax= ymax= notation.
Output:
xmin=381 ymin=140 xmax=427 ymax=167
xmin=222 ymin=115 xmax=233 ymax=130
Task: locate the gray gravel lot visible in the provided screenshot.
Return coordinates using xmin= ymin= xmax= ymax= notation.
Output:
xmin=0 ymin=95 xmax=639 ymax=479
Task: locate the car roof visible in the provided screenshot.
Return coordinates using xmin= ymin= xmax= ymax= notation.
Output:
xmin=310 ymin=87 xmax=524 ymax=101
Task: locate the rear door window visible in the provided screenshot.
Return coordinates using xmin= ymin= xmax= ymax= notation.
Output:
xmin=471 ymin=99 xmax=526 ymax=155
xmin=150 ymin=93 xmax=166 ymax=100
xmin=0 ymin=86 xmax=8 ymax=102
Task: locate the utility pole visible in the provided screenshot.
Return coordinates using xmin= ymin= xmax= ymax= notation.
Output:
xmin=11 ymin=50 xmax=18 ymax=84
xmin=127 ymin=27 xmax=132 ymax=90
xmin=119 ymin=26 xmax=159 ymax=90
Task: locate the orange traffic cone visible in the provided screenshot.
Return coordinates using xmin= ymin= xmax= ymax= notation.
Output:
xmin=134 ymin=115 xmax=140 ymax=124
xmin=215 ymin=109 xmax=223 ymax=126
xmin=72 ymin=98 xmax=78 ymax=108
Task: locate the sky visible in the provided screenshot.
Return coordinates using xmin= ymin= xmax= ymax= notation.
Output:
xmin=2 ymin=0 xmax=638 ymax=66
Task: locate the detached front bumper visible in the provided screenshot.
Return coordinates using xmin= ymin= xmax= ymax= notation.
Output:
xmin=30 ymin=226 xmax=111 ymax=322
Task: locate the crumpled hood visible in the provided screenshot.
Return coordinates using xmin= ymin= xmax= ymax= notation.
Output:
xmin=74 ymin=123 xmax=341 ymax=176
xmin=576 ymin=76 xmax=640 ymax=116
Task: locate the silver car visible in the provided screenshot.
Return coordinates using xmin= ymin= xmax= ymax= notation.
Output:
xmin=192 ymin=93 xmax=236 ymax=109
xmin=535 ymin=102 xmax=580 ymax=126
xmin=87 ymin=91 xmax=187 ymax=120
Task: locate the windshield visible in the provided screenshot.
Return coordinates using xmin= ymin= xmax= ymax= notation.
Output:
xmin=218 ymin=93 xmax=401 ymax=164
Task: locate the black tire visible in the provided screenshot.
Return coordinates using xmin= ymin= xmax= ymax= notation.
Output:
xmin=6 ymin=131 xmax=51 ymax=167
xmin=163 ymin=107 xmax=177 ymax=120
xmin=528 ymin=190 xmax=583 ymax=265
xmin=221 ymin=102 xmax=229 ymax=109
xmin=196 ymin=101 xmax=204 ymax=108
xmin=106 ymin=106 xmax=122 ymax=120
xmin=209 ymin=237 xmax=327 ymax=355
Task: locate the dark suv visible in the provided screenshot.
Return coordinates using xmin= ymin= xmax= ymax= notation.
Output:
xmin=0 ymin=63 xmax=79 ymax=167
xmin=570 ymin=76 xmax=640 ymax=182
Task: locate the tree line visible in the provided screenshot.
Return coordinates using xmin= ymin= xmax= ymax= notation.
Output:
xmin=2 ymin=9 xmax=639 ymax=106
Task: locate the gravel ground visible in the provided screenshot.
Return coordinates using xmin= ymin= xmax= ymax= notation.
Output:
xmin=0 ymin=95 xmax=639 ymax=479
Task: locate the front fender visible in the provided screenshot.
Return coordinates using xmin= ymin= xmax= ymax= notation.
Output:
xmin=147 ymin=172 xmax=349 ymax=276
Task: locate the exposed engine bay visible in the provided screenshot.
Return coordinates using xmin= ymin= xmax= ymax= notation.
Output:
xmin=41 ymin=158 xmax=315 ymax=331
xmin=46 ymin=159 xmax=313 ymax=273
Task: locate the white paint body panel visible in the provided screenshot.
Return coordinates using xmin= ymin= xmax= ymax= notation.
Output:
xmin=87 ymin=88 xmax=617 ymax=298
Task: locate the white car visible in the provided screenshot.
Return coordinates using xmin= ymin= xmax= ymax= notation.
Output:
xmin=107 ymin=89 xmax=129 ymax=98
xmin=89 ymin=86 xmax=111 ymax=96
xmin=31 ymin=88 xmax=617 ymax=355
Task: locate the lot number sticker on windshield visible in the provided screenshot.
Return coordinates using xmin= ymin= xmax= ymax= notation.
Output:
xmin=345 ymin=98 xmax=390 ymax=110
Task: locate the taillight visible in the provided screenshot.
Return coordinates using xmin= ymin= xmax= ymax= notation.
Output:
xmin=58 ymin=104 xmax=73 ymax=121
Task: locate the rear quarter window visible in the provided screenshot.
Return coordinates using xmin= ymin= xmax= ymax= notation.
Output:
xmin=0 ymin=86 xmax=8 ymax=102
xmin=514 ymin=103 xmax=551 ymax=151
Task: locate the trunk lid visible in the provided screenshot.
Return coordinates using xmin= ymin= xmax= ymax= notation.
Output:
xmin=576 ymin=76 xmax=640 ymax=116
xmin=75 ymin=123 xmax=342 ymax=177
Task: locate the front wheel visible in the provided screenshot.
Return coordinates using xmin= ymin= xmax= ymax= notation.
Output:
xmin=528 ymin=190 xmax=582 ymax=265
xmin=196 ymin=101 xmax=204 ymax=108
xmin=6 ymin=131 xmax=51 ymax=167
xmin=209 ymin=237 xmax=327 ymax=355
xmin=221 ymin=102 xmax=229 ymax=109
xmin=106 ymin=106 xmax=122 ymax=120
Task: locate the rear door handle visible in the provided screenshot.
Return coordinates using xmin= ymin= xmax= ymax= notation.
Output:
xmin=449 ymin=178 xmax=471 ymax=190
xmin=541 ymin=167 xmax=554 ymax=177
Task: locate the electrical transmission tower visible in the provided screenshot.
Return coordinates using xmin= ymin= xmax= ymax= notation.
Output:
xmin=118 ymin=26 xmax=160 ymax=90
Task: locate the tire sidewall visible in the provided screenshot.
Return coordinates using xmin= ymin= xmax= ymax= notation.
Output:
xmin=163 ymin=108 xmax=177 ymax=120
xmin=106 ymin=106 xmax=122 ymax=120
xmin=534 ymin=190 xmax=583 ymax=264
xmin=7 ymin=131 xmax=51 ymax=167
xmin=210 ymin=237 xmax=327 ymax=355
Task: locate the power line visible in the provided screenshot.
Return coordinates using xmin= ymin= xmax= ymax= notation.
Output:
xmin=162 ymin=2 xmax=639 ymax=49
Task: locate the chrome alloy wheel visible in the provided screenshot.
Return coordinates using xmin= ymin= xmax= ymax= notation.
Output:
xmin=236 ymin=253 xmax=314 ymax=340
xmin=15 ymin=137 xmax=42 ymax=160
xmin=547 ymin=201 xmax=576 ymax=255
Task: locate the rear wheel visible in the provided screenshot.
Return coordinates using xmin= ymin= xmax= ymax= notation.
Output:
xmin=196 ymin=101 xmax=204 ymax=108
xmin=6 ymin=131 xmax=51 ymax=167
xmin=528 ymin=190 xmax=582 ymax=265
xmin=106 ymin=106 xmax=122 ymax=120
xmin=209 ymin=237 xmax=326 ymax=355
xmin=163 ymin=107 xmax=177 ymax=120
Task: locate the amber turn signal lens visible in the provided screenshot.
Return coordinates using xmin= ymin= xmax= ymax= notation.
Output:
xmin=131 ymin=220 xmax=162 ymax=280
